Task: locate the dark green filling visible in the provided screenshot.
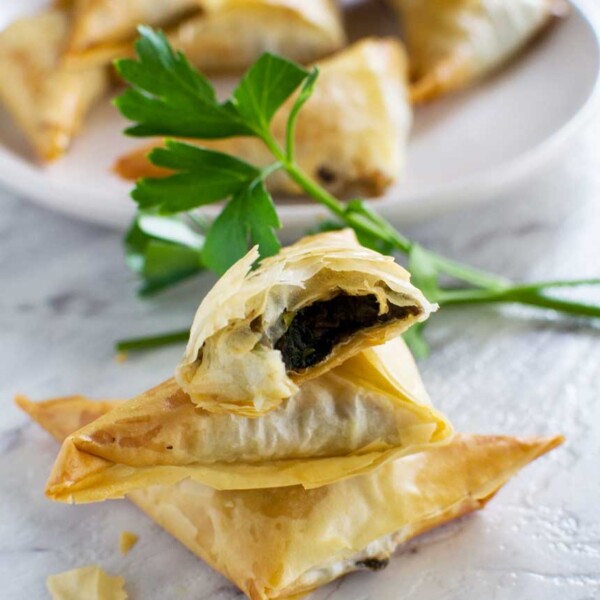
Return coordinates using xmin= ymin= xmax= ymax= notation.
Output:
xmin=355 ymin=558 xmax=390 ymax=571
xmin=274 ymin=293 xmax=419 ymax=372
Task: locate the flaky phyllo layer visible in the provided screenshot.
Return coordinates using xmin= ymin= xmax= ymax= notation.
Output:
xmin=177 ymin=230 xmax=436 ymax=416
xmin=43 ymin=338 xmax=452 ymax=502
xmin=18 ymin=394 xmax=562 ymax=600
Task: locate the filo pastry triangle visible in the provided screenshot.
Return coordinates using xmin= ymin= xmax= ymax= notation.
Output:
xmin=18 ymin=394 xmax=562 ymax=600
xmin=115 ymin=37 xmax=412 ymax=198
xmin=65 ymin=0 xmax=200 ymax=59
xmin=176 ymin=230 xmax=434 ymax=417
xmin=0 ymin=9 xmax=110 ymax=160
xmin=63 ymin=0 xmax=345 ymax=71
xmin=388 ymin=0 xmax=567 ymax=103
xmin=43 ymin=338 xmax=452 ymax=502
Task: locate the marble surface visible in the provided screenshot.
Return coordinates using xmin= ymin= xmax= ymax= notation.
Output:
xmin=1 ymin=117 xmax=600 ymax=600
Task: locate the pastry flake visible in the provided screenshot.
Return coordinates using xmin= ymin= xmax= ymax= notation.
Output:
xmin=119 ymin=531 xmax=139 ymax=555
xmin=47 ymin=565 xmax=127 ymax=600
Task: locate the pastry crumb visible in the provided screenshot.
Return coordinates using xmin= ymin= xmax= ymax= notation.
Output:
xmin=120 ymin=531 xmax=139 ymax=555
xmin=47 ymin=565 xmax=127 ymax=600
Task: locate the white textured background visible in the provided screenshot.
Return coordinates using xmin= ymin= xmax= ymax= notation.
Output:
xmin=0 ymin=84 xmax=599 ymax=600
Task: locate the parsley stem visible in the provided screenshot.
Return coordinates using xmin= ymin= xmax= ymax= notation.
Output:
xmin=348 ymin=202 xmax=508 ymax=289
xmin=517 ymin=293 xmax=600 ymax=318
xmin=262 ymin=130 xmax=346 ymax=218
xmin=116 ymin=329 xmax=189 ymax=352
xmin=276 ymin=139 xmax=596 ymax=299
xmin=259 ymin=161 xmax=283 ymax=181
xmin=262 ymin=127 xmax=510 ymax=291
xmin=425 ymin=253 xmax=509 ymax=289
xmin=437 ymin=288 xmax=600 ymax=318
xmin=506 ymin=278 xmax=600 ymax=293
xmin=285 ymin=68 xmax=319 ymax=161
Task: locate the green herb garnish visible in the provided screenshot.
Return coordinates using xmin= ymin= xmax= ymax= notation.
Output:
xmin=114 ymin=27 xmax=600 ymax=357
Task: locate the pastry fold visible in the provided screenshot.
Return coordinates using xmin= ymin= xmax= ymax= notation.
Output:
xmin=66 ymin=0 xmax=200 ymax=57
xmin=18 ymin=394 xmax=562 ymax=600
xmin=115 ymin=37 xmax=412 ymax=198
xmin=389 ymin=0 xmax=566 ymax=102
xmin=0 ymin=10 xmax=110 ymax=160
xmin=64 ymin=0 xmax=345 ymax=71
xmin=43 ymin=339 xmax=452 ymax=502
xmin=177 ymin=230 xmax=435 ymax=416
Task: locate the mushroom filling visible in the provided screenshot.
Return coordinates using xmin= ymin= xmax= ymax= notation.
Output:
xmin=274 ymin=293 xmax=420 ymax=372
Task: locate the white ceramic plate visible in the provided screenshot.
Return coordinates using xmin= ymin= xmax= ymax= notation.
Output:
xmin=0 ymin=0 xmax=599 ymax=231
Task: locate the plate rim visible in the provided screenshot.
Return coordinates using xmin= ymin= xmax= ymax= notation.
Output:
xmin=0 ymin=0 xmax=599 ymax=229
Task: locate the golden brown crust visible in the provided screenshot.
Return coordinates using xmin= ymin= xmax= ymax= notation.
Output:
xmin=18 ymin=393 xmax=562 ymax=599
xmin=15 ymin=395 xmax=120 ymax=441
xmin=43 ymin=339 xmax=452 ymax=501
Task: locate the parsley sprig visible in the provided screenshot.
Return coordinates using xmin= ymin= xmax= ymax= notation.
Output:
xmin=115 ymin=27 xmax=600 ymax=357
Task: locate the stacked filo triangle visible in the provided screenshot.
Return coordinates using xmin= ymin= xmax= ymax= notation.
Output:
xmin=19 ymin=231 xmax=562 ymax=600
